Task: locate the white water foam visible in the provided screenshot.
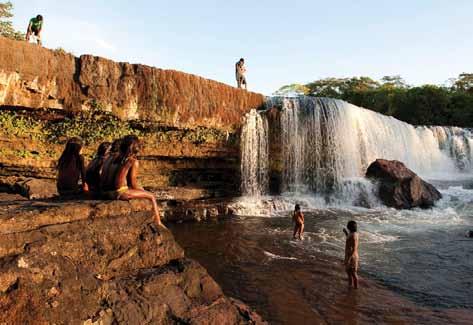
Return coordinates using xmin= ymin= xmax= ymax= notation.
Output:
xmin=240 ymin=97 xmax=473 ymax=204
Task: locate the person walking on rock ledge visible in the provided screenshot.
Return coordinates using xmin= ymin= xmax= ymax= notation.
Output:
xmin=235 ymin=58 xmax=247 ymax=90
xmin=26 ymin=14 xmax=43 ymax=45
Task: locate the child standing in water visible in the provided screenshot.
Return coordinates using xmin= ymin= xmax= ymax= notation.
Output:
xmin=292 ymin=204 xmax=304 ymax=240
xmin=344 ymin=220 xmax=359 ymax=289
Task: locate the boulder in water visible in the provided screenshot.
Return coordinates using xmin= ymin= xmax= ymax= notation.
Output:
xmin=366 ymin=159 xmax=442 ymax=209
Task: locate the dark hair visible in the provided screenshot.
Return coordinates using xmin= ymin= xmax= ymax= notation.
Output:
xmin=295 ymin=204 xmax=300 ymax=211
xmin=37 ymin=15 xmax=43 ymax=21
xmin=240 ymin=58 xmax=245 ymax=62
xmin=58 ymin=137 xmax=83 ymax=170
xmin=347 ymin=220 xmax=357 ymax=233
xmin=110 ymin=138 xmax=122 ymax=153
xmin=95 ymin=142 xmax=111 ymax=158
xmin=117 ymin=135 xmax=140 ymax=164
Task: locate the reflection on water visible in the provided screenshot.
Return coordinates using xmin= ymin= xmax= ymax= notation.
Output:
xmin=170 ymin=185 xmax=473 ymax=324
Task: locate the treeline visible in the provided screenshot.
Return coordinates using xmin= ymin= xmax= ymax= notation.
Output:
xmin=275 ymin=74 xmax=473 ymax=127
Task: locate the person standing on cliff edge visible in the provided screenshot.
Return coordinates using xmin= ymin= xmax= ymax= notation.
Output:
xmin=235 ymin=58 xmax=247 ymax=90
xmin=26 ymin=15 xmax=43 ymax=45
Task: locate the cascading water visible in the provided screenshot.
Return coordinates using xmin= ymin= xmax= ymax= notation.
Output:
xmin=240 ymin=109 xmax=269 ymax=196
xmin=221 ymin=96 xmax=473 ymax=318
xmin=241 ymin=96 xmax=473 ymax=203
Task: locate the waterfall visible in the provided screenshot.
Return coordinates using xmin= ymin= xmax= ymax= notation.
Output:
xmin=241 ymin=97 xmax=473 ymax=202
xmin=240 ymin=109 xmax=269 ymax=196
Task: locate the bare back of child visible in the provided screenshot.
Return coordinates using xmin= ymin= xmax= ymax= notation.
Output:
xmin=101 ymin=135 xmax=163 ymax=227
xmin=57 ymin=137 xmax=88 ymax=196
xmin=86 ymin=142 xmax=111 ymax=194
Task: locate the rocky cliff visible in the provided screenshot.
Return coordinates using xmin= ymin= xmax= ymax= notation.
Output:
xmin=0 ymin=38 xmax=267 ymax=323
xmin=0 ymin=37 xmax=266 ymax=201
xmin=0 ymin=37 xmax=264 ymax=130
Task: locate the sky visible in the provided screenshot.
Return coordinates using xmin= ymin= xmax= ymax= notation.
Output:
xmin=9 ymin=0 xmax=473 ymax=95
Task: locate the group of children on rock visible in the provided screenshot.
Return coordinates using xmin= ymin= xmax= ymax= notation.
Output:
xmin=56 ymin=135 xmax=162 ymax=226
xmin=57 ymin=135 xmax=359 ymax=288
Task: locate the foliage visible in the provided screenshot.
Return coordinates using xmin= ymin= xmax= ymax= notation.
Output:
xmin=0 ymin=110 xmax=43 ymax=139
xmin=273 ymin=83 xmax=310 ymax=96
xmin=450 ymin=73 xmax=473 ymax=93
xmin=0 ymin=103 xmax=141 ymax=145
xmin=54 ymin=47 xmax=72 ymax=55
xmin=0 ymin=1 xmax=25 ymax=41
xmin=276 ymin=73 xmax=473 ymax=127
xmin=0 ymin=102 xmax=229 ymax=150
xmin=45 ymin=101 xmax=142 ymax=145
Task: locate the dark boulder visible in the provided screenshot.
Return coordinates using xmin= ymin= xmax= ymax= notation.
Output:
xmin=366 ymin=159 xmax=442 ymax=209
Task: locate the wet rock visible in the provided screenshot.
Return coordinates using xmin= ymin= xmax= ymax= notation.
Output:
xmin=366 ymin=159 xmax=442 ymax=209
xmin=0 ymin=194 xmax=265 ymax=324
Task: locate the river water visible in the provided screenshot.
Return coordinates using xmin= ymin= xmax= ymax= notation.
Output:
xmin=170 ymin=181 xmax=473 ymax=324
xmin=175 ymin=97 xmax=472 ymax=324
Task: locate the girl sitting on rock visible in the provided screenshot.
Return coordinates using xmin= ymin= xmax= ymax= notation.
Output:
xmin=85 ymin=141 xmax=111 ymax=195
xmin=57 ymin=137 xmax=88 ymax=196
xmin=100 ymin=135 xmax=163 ymax=226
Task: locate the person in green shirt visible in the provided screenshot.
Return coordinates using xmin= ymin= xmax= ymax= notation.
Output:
xmin=26 ymin=15 xmax=43 ymax=45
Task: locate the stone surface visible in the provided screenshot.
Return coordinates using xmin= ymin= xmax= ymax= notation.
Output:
xmin=14 ymin=177 xmax=58 ymax=199
xmin=0 ymin=37 xmax=265 ymax=130
xmin=0 ymin=194 xmax=266 ymax=324
xmin=366 ymin=159 xmax=442 ymax=209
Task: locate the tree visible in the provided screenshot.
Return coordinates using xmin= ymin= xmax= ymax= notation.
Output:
xmin=380 ymin=75 xmax=408 ymax=89
xmin=451 ymin=73 xmax=473 ymax=93
xmin=0 ymin=1 xmax=24 ymax=41
xmin=274 ymin=83 xmax=310 ymax=96
xmin=274 ymin=73 xmax=473 ymax=127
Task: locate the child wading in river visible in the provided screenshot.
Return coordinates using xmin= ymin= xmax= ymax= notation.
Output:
xmin=292 ymin=204 xmax=304 ymax=240
xmin=344 ymin=220 xmax=359 ymax=289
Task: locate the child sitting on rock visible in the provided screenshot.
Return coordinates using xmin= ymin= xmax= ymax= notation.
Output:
xmin=57 ymin=137 xmax=88 ymax=196
xmin=100 ymin=135 xmax=163 ymax=227
xmin=85 ymin=141 xmax=111 ymax=195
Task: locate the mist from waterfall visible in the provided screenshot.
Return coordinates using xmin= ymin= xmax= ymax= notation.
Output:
xmin=240 ymin=97 xmax=473 ymax=201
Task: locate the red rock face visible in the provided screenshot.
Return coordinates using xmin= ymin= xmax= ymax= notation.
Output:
xmin=0 ymin=37 xmax=265 ymax=130
xmin=366 ymin=159 xmax=442 ymax=209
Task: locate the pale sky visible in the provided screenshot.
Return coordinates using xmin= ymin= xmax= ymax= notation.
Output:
xmin=9 ymin=0 xmax=473 ymax=95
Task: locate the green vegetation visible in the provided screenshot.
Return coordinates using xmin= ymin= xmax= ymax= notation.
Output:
xmin=0 ymin=102 xmax=141 ymax=145
xmin=276 ymin=73 xmax=473 ymax=127
xmin=0 ymin=1 xmax=24 ymax=41
xmin=46 ymin=101 xmax=141 ymax=144
xmin=0 ymin=102 xmax=232 ymax=149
